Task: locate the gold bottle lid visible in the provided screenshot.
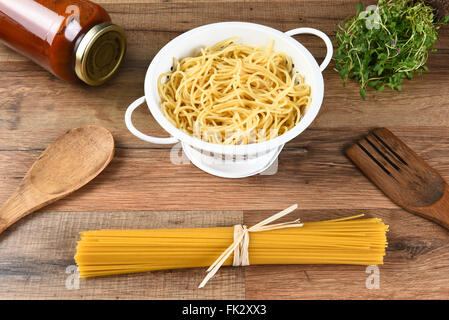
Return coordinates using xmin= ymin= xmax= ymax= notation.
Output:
xmin=75 ymin=22 xmax=127 ymax=86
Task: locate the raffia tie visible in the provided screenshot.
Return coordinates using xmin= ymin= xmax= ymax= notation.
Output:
xmin=199 ymin=204 xmax=303 ymax=288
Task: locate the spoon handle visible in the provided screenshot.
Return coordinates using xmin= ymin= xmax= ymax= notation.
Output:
xmin=0 ymin=184 xmax=49 ymax=234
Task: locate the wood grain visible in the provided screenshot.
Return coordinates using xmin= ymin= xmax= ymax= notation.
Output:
xmin=0 ymin=0 xmax=449 ymax=299
xmin=1 ymin=128 xmax=449 ymax=212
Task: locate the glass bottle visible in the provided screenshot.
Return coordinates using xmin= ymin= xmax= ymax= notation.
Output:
xmin=0 ymin=0 xmax=127 ymax=85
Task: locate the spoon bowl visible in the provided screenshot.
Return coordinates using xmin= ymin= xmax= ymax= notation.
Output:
xmin=0 ymin=125 xmax=114 ymax=234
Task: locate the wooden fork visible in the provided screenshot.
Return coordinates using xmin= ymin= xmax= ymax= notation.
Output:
xmin=346 ymin=127 xmax=449 ymax=230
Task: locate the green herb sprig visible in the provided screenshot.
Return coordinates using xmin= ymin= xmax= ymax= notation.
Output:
xmin=335 ymin=0 xmax=447 ymax=99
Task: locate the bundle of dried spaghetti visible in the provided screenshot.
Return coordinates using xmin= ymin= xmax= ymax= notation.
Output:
xmin=75 ymin=205 xmax=388 ymax=287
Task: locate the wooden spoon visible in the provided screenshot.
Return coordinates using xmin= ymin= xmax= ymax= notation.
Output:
xmin=0 ymin=125 xmax=114 ymax=234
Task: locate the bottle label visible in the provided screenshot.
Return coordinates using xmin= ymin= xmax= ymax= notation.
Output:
xmin=0 ymin=0 xmax=64 ymax=44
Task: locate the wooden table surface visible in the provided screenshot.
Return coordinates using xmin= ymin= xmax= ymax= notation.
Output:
xmin=1 ymin=0 xmax=449 ymax=300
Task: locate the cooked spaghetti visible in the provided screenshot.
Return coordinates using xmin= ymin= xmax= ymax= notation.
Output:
xmin=74 ymin=214 xmax=388 ymax=279
xmin=158 ymin=38 xmax=312 ymax=144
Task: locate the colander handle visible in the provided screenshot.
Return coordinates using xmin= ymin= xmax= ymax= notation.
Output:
xmin=125 ymin=96 xmax=178 ymax=144
xmin=284 ymin=27 xmax=333 ymax=72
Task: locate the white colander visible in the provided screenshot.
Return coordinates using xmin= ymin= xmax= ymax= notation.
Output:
xmin=125 ymin=22 xmax=332 ymax=178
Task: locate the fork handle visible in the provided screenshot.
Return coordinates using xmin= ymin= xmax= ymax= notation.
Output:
xmin=410 ymin=183 xmax=449 ymax=230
